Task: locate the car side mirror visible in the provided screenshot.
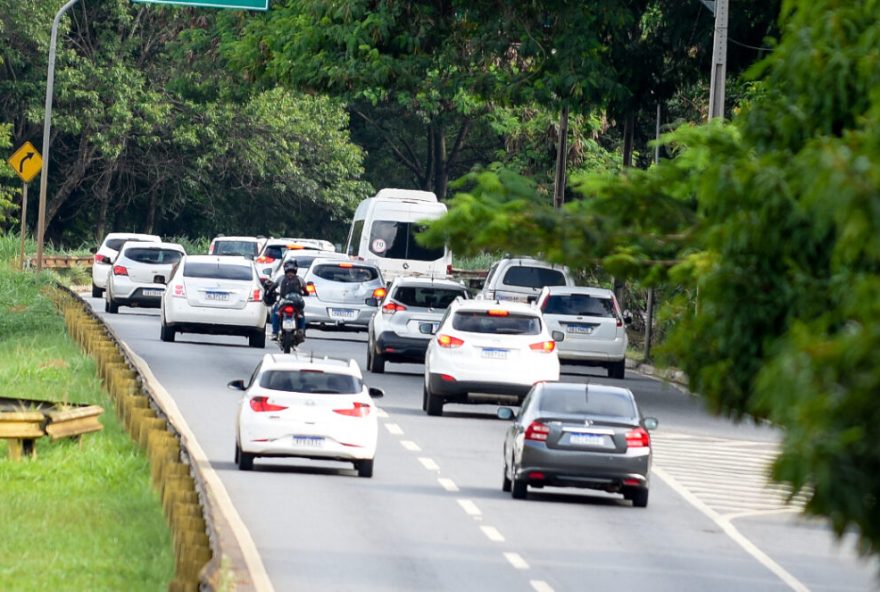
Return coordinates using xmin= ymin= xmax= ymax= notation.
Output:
xmin=643 ymin=417 xmax=659 ymax=430
xmin=365 ymin=297 xmax=379 ymax=307
xmin=89 ymin=246 xmax=98 ymax=254
xmin=227 ymin=380 xmax=246 ymax=391
xmin=551 ymin=330 xmax=565 ymax=342
xmin=368 ymin=387 xmax=384 ymax=399
xmin=497 ymin=407 xmax=516 ymax=421
xmin=419 ymin=322 xmax=437 ymax=335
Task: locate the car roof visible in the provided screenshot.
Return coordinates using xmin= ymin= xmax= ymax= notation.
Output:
xmin=390 ymin=276 xmax=467 ymax=289
xmin=182 ymin=255 xmax=253 ymax=265
xmin=543 ymin=286 xmax=614 ymax=297
xmin=537 ymin=381 xmax=636 ymax=401
xmin=495 ymin=256 xmax=566 ymax=269
xmin=121 ymin=241 xmax=184 ymax=251
xmin=260 ymin=353 xmax=362 ymax=377
xmin=281 ymin=250 xmax=347 ymax=262
xmin=103 ymin=232 xmax=160 ymax=241
xmin=452 ymin=299 xmax=538 ymax=315
xmin=211 ymin=236 xmax=261 ymax=242
xmin=310 ymin=257 xmax=378 ymax=269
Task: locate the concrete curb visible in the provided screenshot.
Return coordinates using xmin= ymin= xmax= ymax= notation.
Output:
xmin=626 ymin=357 xmax=692 ymax=394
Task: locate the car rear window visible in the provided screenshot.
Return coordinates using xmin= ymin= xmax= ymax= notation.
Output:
xmin=543 ymin=294 xmax=614 ymax=317
xmin=183 ymin=262 xmax=253 ymax=281
xmin=369 ymin=220 xmax=445 ymax=262
xmin=392 ymin=286 xmax=466 ymax=309
xmin=105 ymin=238 xmax=129 ymax=251
xmin=502 ymin=266 xmax=567 ymax=288
xmin=452 ymin=311 xmax=541 ymax=335
xmin=213 ymin=241 xmax=259 ymax=257
xmin=538 ymin=386 xmax=636 ymax=418
xmin=260 ymin=370 xmax=363 ymax=394
xmin=312 ymin=264 xmax=379 ymax=283
xmin=124 ymin=248 xmax=183 ymax=265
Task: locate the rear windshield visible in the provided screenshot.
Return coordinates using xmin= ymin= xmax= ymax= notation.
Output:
xmin=543 ymin=294 xmax=614 ymax=317
xmin=502 ymin=266 xmax=567 ymax=289
xmin=312 ymin=264 xmax=379 ymax=283
xmin=452 ymin=311 xmax=541 ymax=335
xmin=105 ymin=238 xmax=130 ymax=251
xmin=283 ymin=255 xmax=320 ymax=270
xmin=369 ymin=220 xmax=444 ymax=262
xmin=392 ymin=286 xmax=466 ymax=309
xmin=259 ymin=370 xmax=363 ymax=394
xmin=124 ymin=248 xmax=183 ymax=265
xmin=183 ymin=262 xmax=253 ymax=281
xmin=538 ymin=386 xmax=636 ymax=418
xmin=213 ymin=240 xmax=259 ymax=258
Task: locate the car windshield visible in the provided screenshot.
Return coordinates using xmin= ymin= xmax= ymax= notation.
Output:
xmin=368 ymin=220 xmax=444 ymax=262
xmin=261 ymin=245 xmax=286 ymax=260
xmin=393 ymin=286 xmax=465 ymax=309
xmin=502 ymin=266 xmax=567 ymax=288
xmin=538 ymin=386 xmax=636 ymax=418
xmin=312 ymin=264 xmax=379 ymax=283
xmin=452 ymin=311 xmax=541 ymax=335
xmin=183 ymin=262 xmax=253 ymax=281
xmin=214 ymin=241 xmax=259 ymax=258
xmin=124 ymin=248 xmax=183 ymax=265
xmin=259 ymin=370 xmax=363 ymax=394
xmin=543 ymin=294 xmax=614 ymax=317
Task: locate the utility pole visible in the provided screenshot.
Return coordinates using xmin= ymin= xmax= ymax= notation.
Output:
xmin=552 ymin=105 xmax=569 ymax=209
xmin=707 ymin=0 xmax=729 ymax=120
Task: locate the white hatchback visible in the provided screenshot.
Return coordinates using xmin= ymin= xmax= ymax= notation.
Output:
xmin=536 ymin=286 xmax=631 ymax=379
xmin=230 ymin=353 xmax=384 ymax=476
xmin=160 ymin=255 xmax=267 ymax=348
xmin=422 ymin=299 xmax=563 ymax=416
xmin=90 ymin=232 xmax=161 ymax=297
xmin=104 ymin=241 xmax=185 ymax=314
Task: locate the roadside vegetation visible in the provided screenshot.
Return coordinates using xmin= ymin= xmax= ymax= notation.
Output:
xmin=0 ymin=235 xmax=173 ymax=590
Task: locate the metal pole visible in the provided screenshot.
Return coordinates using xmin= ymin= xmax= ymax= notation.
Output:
xmin=19 ymin=183 xmax=29 ymax=269
xmin=36 ymin=0 xmax=81 ymax=273
xmin=552 ymin=105 xmax=569 ymax=209
xmin=707 ymin=0 xmax=729 ymax=120
xmin=644 ymin=103 xmax=660 ymax=361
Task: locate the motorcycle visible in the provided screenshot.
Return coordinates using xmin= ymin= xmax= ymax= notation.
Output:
xmin=277 ymin=295 xmax=306 ymax=354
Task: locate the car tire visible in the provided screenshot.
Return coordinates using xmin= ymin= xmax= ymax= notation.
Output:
xmin=511 ymin=478 xmax=528 ymax=500
xmin=106 ymin=298 xmax=119 ymax=314
xmin=160 ymin=319 xmax=176 ymax=343
xmin=250 ymin=331 xmax=266 ymax=349
xmin=630 ymin=487 xmax=649 ymax=508
xmin=368 ymin=345 xmax=385 ymax=374
xmin=91 ymin=284 xmax=103 ymax=298
xmin=237 ymin=445 xmax=254 ymax=471
xmin=502 ymin=463 xmax=512 ymax=493
xmin=608 ymin=360 xmax=626 ymax=380
xmin=356 ymin=459 xmax=374 ymax=478
xmin=421 ymin=384 xmax=429 ymax=411
xmin=426 ymin=389 xmax=444 ymax=417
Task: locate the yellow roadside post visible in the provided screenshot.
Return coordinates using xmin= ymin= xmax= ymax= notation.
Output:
xmin=6 ymin=141 xmax=43 ymax=269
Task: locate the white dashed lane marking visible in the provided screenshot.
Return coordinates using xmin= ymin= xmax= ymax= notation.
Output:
xmin=418 ymin=457 xmax=440 ymax=471
xmin=457 ymin=499 xmax=481 ymax=516
xmin=530 ymin=581 xmax=555 ymax=592
xmin=376 ymin=408 xmax=389 ymax=419
xmin=504 ymin=552 xmax=529 ymax=570
xmin=438 ymin=478 xmax=459 ymax=492
xmin=480 ymin=526 xmax=505 ymax=542
xmin=384 ymin=423 xmax=403 ymax=435
xmin=400 ymin=440 xmax=421 ymax=452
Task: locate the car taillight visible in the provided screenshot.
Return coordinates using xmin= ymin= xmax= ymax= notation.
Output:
xmin=281 ymin=304 xmax=295 ymax=315
xmin=625 ymin=427 xmax=651 ymax=448
xmin=172 ymin=284 xmax=186 ymax=298
xmin=305 ymin=282 xmax=316 ymax=296
xmin=529 ymin=340 xmax=556 ymax=353
xmin=437 ymin=334 xmax=464 ymax=348
xmin=612 ymin=294 xmax=624 ymax=327
xmin=255 ymin=255 xmax=275 ymax=264
xmin=333 ymin=401 xmax=371 ymax=417
xmin=372 ymin=287 xmax=387 ymax=300
xmin=94 ymin=254 xmax=111 ymax=264
xmin=339 ymin=262 xmax=353 ymax=268
xmin=525 ymin=421 xmax=550 ymax=442
xmin=487 ymin=309 xmax=509 ymax=317
xmin=112 ymin=265 xmax=128 ymax=276
xmin=249 ymin=396 xmax=288 ymax=412
xmin=249 ymin=288 xmax=261 ymax=302
xmin=446 ymin=263 xmax=453 ymax=276
xmin=382 ymin=302 xmax=406 ymax=314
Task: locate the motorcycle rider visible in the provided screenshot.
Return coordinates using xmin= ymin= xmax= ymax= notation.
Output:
xmin=264 ymin=260 xmax=307 ymax=340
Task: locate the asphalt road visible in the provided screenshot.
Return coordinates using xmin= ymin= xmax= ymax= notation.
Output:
xmin=86 ymin=297 xmax=878 ymax=592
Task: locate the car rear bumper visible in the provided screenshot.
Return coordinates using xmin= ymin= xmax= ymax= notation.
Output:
xmin=304 ymin=301 xmax=378 ymax=330
xmin=375 ymin=332 xmax=429 ymax=362
xmin=112 ymin=290 xmax=164 ymax=309
xmin=428 ymin=373 xmax=536 ymax=402
xmin=516 ymin=442 xmax=650 ymax=491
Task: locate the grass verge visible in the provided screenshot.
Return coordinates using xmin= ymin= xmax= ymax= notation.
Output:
xmin=0 ymin=266 xmax=173 ymax=591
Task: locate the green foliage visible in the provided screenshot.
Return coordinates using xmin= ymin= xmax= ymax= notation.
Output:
xmin=0 ymin=123 xmax=15 ymax=224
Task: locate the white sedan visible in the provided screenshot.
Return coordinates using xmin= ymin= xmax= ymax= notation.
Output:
xmin=230 ymin=354 xmax=384 ymax=476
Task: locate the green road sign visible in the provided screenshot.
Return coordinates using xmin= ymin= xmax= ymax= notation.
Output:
xmin=133 ymin=0 xmax=267 ymax=9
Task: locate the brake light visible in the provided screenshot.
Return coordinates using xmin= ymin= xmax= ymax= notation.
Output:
xmin=446 ymin=263 xmax=453 ymax=276
xmin=94 ymin=254 xmax=111 ymax=264
xmin=172 ymin=284 xmax=186 ymax=298
xmin=612 ymin=294 xmax=624 ymax=327
xmin=529 ymin=340 xmax=556 ymax=353
xmin=255 ymin=255 xmax=275 ymax=264
xmin=249 ymin=288 xmax=261 ymax=302
xmin=333 ymin=401 xmax=371 ymax=417
xmin=305 ymin=282 xmax=316 ymax=296
xmin=249 ymin=396 xmax=288 ymax=412
xmin=437 ymin=334 xmax=464 ymax=348
xmin=528 ymin=471 xmax=546 ymax=480
xmin=112 ymin=265 xmax=128 ymax=276
xmin=525 ymin=421 xmax=550 ymax=441
xmin=487 ymin=309 xmax=509 ymax=317
xmin=382 ymin=302 xmax=406 ymax=314
xmin=281 ymin=304 xmax=295 ymax=315
xmin=339 ymin=262 xmax=353 ymax=268
xmin=208 ymin=244 xmax=215 ymax=254
xmin=625 ymin=427 xmax=651 ymax=448
xmin=372 ymin=287 xmax=387 ymax=299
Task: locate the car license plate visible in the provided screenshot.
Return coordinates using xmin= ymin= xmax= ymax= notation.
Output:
xmin=282 ymin=318 xmax=296 ymax=330
xmin=570 ymin=433 xmax=608 ymax=447
xmin=481 ymin=348 xmax=508 ymax=359
xmin=566 ymin=324 xmax=594 ymax=334
xmin=142 ymin=289 xmax=163 ymax=297
xmin=293 ymin=436 xmax=324 ymax=448
xmin=328 ymin=308 xmax=357 ymax=319
xmin=205 ymin=291 xmax=229 ymax=301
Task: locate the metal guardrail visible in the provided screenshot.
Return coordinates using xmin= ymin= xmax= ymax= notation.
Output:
xmin=23 ymin=255 xmax=92 ymax=269
xmin=0 ymin=396 xmax=103 ymax=460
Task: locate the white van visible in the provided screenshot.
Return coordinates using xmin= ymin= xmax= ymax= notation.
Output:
xmin=345 ymin=188 xmax=451 ymax=281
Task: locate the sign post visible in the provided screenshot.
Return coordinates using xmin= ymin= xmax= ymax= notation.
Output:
xmin=19 ymin=184 xmax=28 ymax=269
xmin=7 ymin=141 xmax=43 ymax=269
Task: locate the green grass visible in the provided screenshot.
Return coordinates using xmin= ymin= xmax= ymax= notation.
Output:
xmin=0 ymin=265 xmax=173 ymax=591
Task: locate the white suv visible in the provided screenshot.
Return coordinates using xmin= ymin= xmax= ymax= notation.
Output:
xmin=479 ymin=256 xmax=573 ymax=303
xmin=90 ymin=232 xmax=161 ymax=297
xmin=104 ymin=241 xmax=186 ymax=314
xmin=537 ymin=286 xmax=630 ymax=379
xmin=422 ymin=299 xmax=563 ymax=416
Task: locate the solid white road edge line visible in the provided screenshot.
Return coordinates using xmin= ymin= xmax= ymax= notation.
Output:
xmin=652 ymin=466 xmax=809 ymax=592
xmin=127 ymin=348 xmax=275 ymax=592
xmin=504 ymin=552 xmax=529 ymax=570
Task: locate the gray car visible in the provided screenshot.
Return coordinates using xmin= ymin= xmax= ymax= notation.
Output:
xmin=301 ymin=258 xmax=386 ymax=331
xmin=499 ymin=382 xmax=658 ymax=507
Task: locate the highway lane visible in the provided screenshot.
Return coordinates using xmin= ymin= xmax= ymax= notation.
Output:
xmin=85 ymin=297 xmax=877 ymax=592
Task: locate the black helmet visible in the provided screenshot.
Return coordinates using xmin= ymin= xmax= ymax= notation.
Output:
xmin=283 ymin=260 xmax=298 ymax=273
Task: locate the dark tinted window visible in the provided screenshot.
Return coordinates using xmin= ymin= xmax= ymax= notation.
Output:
xmin=538 ymin=386 xmax=636 ymax=418
xmin=283 ymin=254 xmax=320 ymax=270
xmin=502 ymin=266 xmax=567 ymax=288
xmin=183 ymin=262 xmax=253 ymax=281
xmin=369 ymin=220 xmax=444 ymax=262
xmin=124 ymin=248 xmax=183 ymax=265
xmin=312 ymin=264 xmax=379 ymax=283
xmin=214 ymin=240 xmax=259 ymax=258
xmin=393 ymin=286 xmax=466 ymax=309
xmin=347 ymin=220 xmax=365 ymax=257
xmin=262 ymin=244 xmax=286 ymax=260
xmin=543 ymin=294 xmax=614 ymax=317
xmin=259 ymin=370 xmax=362 ymax=394
xmin=452 ymin=311 xmax=541 ymax=335
xmin=106 ymin=238 xmax=129 ymax=251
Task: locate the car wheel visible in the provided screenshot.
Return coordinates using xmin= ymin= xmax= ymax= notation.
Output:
xmin=368 ymin=345 xmax=386 ymax=374
xmin=426 ymin=390 xmax=444 ymax=417
xmin=160 ymin=319 xmax=176 ymax=343
xmin=511 ymin=478 xmax=528 ymax=500
xmin=106 ymin=298 xmax=119 ymax=314
xmin=607 ymin=360 xmax=626 ymax=380
xmin=234 ymin=443 xmax=240 ymax=464
xmin=630 ymin=487 xmax=649 ymax=508
xmin=91 ymin=284 xmax=103 ymax=298
xmin=237 ymin=445 xmax=254 ymax=471
xmin=502 ymin=463 xmax=512 ymax=492
xmin=356 ymin=458 xmax=374 ymax=478
xmin=421 ymin=384 xmax=429 ymax=411
xmin=249 ymin=331 xmax=266 ymax=349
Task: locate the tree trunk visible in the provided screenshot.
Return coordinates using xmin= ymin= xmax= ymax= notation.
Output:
xmin=614 ymin=112 xmax=637 ymax=304
xmin=45 ymin=138 xmax=97 ymax=230
xmin=432 ymin=121 xmax=447 ymax=199
xmin=553 ymin=105 xmax=570 ymax=209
